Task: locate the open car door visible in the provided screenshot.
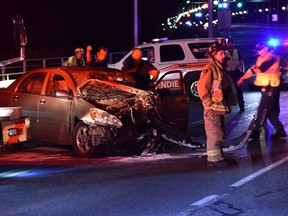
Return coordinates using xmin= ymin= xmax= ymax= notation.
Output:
xmin=155 ymin=70 xmax=190 ymax=133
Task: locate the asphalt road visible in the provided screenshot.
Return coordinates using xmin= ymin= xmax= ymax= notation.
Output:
xmin=1 ymin=90 xmax=288 ymax=215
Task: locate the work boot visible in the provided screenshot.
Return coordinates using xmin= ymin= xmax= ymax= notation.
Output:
xmin=207 ymin=159 xmax=228 ymax=167
xmin=271 ymin=130 xmax=287 ymax=139
xmin=239 ymin=106 xmax=245 ymax=112
xmin=250 ymin=130 xmax=260 ymax=140
xmin=239 ymin=108 xmax=245 ymax=112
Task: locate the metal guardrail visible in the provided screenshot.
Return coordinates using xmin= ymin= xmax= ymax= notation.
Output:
xmin=0 ymin=51 xmax=128 ymax=81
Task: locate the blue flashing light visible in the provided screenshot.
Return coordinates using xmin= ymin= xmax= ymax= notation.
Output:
xmin=267 ymin=38 xmax=280 ymax=47
xmin=237 ymin=2 xmax=243 ymax=8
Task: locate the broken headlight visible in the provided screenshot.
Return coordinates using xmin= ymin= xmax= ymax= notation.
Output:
xmin=90 ymin=108 xmax=123 ymax=128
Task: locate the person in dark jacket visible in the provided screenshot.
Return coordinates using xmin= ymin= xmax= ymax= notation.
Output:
xmin=86 ymin=46 xmax=108 ymax=68
xmin=121 ymin=48 xmax=159 ymax=90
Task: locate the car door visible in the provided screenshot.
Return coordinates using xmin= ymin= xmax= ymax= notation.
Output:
xmin=155 ymin=70 xmax=190 ymax=133
xmin=36 ymin=73 xmax=73 ymax=144
xmin=11 ymin=72 xmax=47 ymax=138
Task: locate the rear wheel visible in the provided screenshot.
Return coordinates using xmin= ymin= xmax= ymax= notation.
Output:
xmin=185 ymin=73 xmax=200 ymax=101
xmin=72 ymin=121 xmax=97 ymax=157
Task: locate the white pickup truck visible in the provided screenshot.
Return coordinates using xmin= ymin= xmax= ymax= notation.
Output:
xmin=109 ymin=37 xmax=218 ymax=100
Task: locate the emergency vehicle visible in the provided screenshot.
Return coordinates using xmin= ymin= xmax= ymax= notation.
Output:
xmin=0 ymin=107 xmax=30 ymax=150
xmin=109 ymin=37 xmax=219 ymax=100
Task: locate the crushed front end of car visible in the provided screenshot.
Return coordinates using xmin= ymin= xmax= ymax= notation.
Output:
xmin=78 ymin=79 xmax=160 ymax=152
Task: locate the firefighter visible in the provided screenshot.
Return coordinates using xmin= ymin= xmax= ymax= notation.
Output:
xmin=62 ymin=47 xmax=86 ymax=67
xmin=197 ymin=40 xmax=238 ymax=167
xmin=225 ymin=38 xmax=245 ymax=112
xmin=237 ymin=42 xmax=287 ymax=140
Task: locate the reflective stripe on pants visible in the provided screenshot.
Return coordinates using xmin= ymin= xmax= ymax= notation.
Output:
xmin=204 ymin=110 xmax=225 ymax=162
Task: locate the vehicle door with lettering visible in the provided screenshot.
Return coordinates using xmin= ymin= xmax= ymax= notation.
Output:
xmin=155 ymin=70 xmax=189 ymax=133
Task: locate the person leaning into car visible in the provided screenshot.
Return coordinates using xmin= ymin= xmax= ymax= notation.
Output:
xmin=197 ymin=39 xmax=238 ymax=167
xmin=121 ymin=48 xmax=159 ymax=90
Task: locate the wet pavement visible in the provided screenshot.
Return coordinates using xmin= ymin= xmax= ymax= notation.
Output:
xmin=188 ymin=90 xmax=288 ymax=148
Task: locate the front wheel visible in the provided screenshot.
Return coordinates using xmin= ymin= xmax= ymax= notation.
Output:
xmin=72 ymin=121 xmax=97 ymax=157
xmin=2 ymin=142 xmax=24 ymax=152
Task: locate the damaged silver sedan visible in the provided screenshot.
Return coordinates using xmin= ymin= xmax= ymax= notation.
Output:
xmin=0 ymin=67 xmax=165 ymax=157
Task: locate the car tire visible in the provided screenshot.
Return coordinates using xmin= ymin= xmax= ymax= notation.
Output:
xmin=3 ymin=143 xmax=24 ymax=152
xmin=185 ymin=73 xmax=201 ymax=101
xmin=72 ymin=121 xmax=97 ymax=158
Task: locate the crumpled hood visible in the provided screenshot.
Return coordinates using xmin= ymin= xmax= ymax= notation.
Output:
xmin=78 ymin=79 xmax=155 ymax=115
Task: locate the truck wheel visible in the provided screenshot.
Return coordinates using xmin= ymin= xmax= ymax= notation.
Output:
xmin=72 ymin=121 xmax=97 ymax=158
xmin=185 ymin=74 xmax=200 ymax=101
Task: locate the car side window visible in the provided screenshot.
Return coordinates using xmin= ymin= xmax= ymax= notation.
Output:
xmin=141 ymin=47 xmax=155 ymax=63
xmin=18 ymin=73 xmax=46 ymax=94
xmin=188 ymin=43 xmax=211 ymax=59
xmin=52 ymin=75 xmax=70 ymax=96
xmin=160 ymin=44 xmax=185 ymax=62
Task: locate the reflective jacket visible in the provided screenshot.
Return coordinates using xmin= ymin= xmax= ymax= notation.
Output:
xmin=225 ymin=49 xmax=242 ymax=71
xmin=62 ymin=56 xmax=86 ymax=67
xmin=197 ymin=59 xmax=237 ymax=114
xmin=254 ymin=53 xmax=281 ymax=87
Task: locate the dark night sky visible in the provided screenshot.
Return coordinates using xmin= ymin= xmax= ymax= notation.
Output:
xmin=1 ymin=0 xmax=184 ymax=56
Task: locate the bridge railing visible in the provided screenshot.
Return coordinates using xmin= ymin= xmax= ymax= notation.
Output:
xmin=0 ymin=51 xmax=128 ymax=81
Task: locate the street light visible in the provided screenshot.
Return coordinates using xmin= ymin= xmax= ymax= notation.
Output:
xmin=134 ymin=0 xmax=138 ymax=47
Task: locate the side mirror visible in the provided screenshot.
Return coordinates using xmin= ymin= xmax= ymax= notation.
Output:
xmin=55 ymin=90 xmax=71 ymax=98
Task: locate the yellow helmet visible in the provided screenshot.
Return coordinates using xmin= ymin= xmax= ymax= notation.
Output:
xmin=75 ymin=47 xmax=84 ymax=54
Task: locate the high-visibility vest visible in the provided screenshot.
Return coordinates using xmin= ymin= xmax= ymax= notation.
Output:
xmin=62 ymin=56 xmax=86 ymax=67
xmin=225 ymin=49 xmax=241 ymax=71
xmin=254 ymin=53 xmax=281 ymax=87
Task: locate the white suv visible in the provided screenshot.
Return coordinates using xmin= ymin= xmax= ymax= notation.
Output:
xmin=109 ymin=37 xmax=218 ymax=100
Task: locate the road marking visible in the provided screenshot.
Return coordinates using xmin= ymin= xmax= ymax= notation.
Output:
xmin=230 ymin=156 xmax=288 ymax=187
xmin=191 ymin=194 xmax=229 ymax=206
